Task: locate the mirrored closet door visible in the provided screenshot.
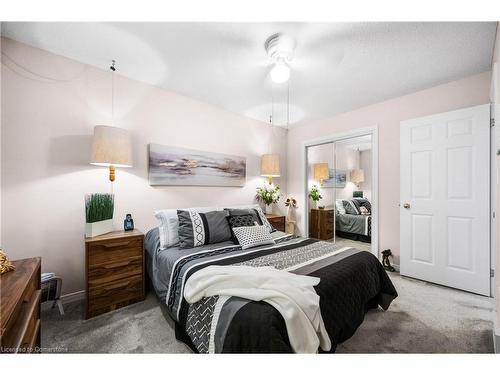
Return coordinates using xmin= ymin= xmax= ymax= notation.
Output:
xmin=307 ymin=134 xmax=373 ymax=250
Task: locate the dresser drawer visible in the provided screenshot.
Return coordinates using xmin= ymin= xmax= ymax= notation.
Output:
xmin=2 ymin=290 xmax=41 ymax=353
xmin=88 ymin=275 xmax=143 ymax=310
xmin=88 ymin=237 xmax=143 ymax=266
xmin=88 ymin=257 xmax=143 ymax=286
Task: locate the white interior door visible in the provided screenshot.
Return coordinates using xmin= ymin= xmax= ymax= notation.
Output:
xmin=400 ymin=104 xmax=490 ymax=296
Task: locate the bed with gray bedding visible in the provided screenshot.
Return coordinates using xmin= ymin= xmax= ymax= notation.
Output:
xmin=336 ymin=213 xmax=371 ymax=236
xmin=145 ymin=227 xmax=396 ymax=353
xmin=335 ymin=198 xmax=372 ymax=242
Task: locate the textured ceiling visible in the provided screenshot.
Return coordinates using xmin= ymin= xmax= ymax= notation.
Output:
xmin=1 ymin=22 xmax=497 ymax=126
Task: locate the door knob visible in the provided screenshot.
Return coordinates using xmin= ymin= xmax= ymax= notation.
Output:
xmin=403 ymin=203 xmax=411 ymax=209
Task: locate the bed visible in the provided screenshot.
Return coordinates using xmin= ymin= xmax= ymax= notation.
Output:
xmin=145 ymin=226 xmax=397 ymax=353
xmin=335 ymin=198 xmax=372 ymax=243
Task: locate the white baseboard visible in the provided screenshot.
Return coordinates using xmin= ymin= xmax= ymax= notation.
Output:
xmin=392 ymin=263 xmax=400 ymax=272
xmin=61 ymin=290 xmax=85 ymax=303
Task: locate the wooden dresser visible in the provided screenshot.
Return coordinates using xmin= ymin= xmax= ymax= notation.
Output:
xmin=85 ymin=230 xmax=145 ymax=319
xmin=265 ymin=214 xmax=286 ymax=232
xmin=0 ymin=257 xmax=41 ymax=354
xmin=309 ymin=208 xmax=334 ymax=240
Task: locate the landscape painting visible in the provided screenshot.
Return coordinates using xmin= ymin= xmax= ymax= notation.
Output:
xmin=148 ymin=143 xmax=246 ymax=186
xmin=323 ymin=169 xmax=347 ymax=188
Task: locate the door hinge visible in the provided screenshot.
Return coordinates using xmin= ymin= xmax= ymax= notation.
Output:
xmin=491 ymin=118 xmax=495 ymax=127
xmin=491 ymin=269 xmax=495 ymax=278
xmin=493 ymin=211 xmax=496 ymax=219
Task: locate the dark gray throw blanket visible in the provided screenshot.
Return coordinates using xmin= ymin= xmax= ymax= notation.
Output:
xmin=147 ymin=231 xmax=397 ymax=353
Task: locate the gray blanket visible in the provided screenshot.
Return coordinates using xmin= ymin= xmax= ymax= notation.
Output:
xmin=335 ymin=213 xmax=371 ymax=236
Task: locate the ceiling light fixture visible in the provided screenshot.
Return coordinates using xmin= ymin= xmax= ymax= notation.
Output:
xmin=270 ymin=62 xmax=290 ymax=84
xmin=265 ymin=33 xmax=295 ymax=84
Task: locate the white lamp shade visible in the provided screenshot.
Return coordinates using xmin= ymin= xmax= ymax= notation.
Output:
xmin=90 ymin=126 xmax=132 ymax=168
xmin=261 ymin=154 xmax=280 ymax=177
xmin=351 ymin=169 xmax=365 ymax=184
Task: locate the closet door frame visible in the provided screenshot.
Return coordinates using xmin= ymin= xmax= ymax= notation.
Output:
xmin=302 ymin=126 xmax=379 ymax=258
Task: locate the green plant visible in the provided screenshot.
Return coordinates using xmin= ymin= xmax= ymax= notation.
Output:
xmin=256 ymin=185 xmax=281 ymax=206
xmin=308 ymin=185 xmax=322 ymax=202
xmin=85 ymin=193 xmax=114 ymax=223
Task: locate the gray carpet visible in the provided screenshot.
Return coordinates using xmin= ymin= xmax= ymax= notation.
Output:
xmin=41 ymin=273 xmax=494 ymax=353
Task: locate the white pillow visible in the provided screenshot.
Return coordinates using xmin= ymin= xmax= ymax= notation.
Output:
xmin=335 ymin=199 xmax=346 ymax=215
xmin=154 ymin=206 xmax=217 ymax=250
xmin=232 ymin=225 xmax=275 ymax=250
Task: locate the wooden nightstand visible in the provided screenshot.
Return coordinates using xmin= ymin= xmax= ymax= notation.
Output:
xmin=309 ymin=208 xmax=334 ymax=240
xmin=265 ymin=214 xmax=286 ymax=232
xmin=85 ymin=229 xmax=145 ymax=319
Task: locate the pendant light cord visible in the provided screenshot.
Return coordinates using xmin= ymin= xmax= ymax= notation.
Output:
xmin=287 ymin=80 xmax=290 ymax=129
xmin=110 ymin=60 xmax=116 ymax=125
xmin=269 ymin=83 xmax=274 ymax=154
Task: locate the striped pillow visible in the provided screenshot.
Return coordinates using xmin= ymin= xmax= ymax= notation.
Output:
xmin=177 ymin=210 xmax=232 ymax=249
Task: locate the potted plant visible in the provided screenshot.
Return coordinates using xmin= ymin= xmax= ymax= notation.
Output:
xmin=256 ymin=185 xmax=281 ymax=214
xmin=85 ymin=193 xmax=114 ymax=238
xmin=308 ymin=185 xmax=322 ymax=209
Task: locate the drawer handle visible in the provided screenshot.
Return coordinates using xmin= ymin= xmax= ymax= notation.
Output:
xmin=103 ymin=260 xmax=133 ymax=269
xmin=102 ymin=241 xmax=133 ymax=248
xmin=103 ymin=280 xmax=131 ymax=291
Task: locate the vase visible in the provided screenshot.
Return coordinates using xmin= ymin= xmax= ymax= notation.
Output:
xmin=85 ymin=219 xmax=113 ymax=238
xmin=265 ymin=204 xmax=273 ymax=215
xmin=312 ymin=201 xmax=318 ymax=209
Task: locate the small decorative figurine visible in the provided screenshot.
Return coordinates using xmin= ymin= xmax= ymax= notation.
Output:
xmin=124 ymin=214 xmax=134 ymax=231
xmin=382 ymin=249 xmax=396 ymax=272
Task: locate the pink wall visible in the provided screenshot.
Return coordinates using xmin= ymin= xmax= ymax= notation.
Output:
xmin=0 ymin=38 xmax=287 ymax=294
xmin=491 ymin=22 xmax=500 ymax=338
xmin=287 ymin=71 xmax=491 ymax=264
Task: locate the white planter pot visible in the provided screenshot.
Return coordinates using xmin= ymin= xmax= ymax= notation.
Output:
xmin=85 ymin=219 xmax=113 ymax=238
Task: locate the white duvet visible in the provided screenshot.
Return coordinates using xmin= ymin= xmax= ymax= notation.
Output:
xmin=183 ymin=265 xmax=331 ymax=353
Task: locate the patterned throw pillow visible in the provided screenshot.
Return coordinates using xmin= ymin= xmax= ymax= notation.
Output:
xmin=226 ymin=214 xmax=257 ymax=243
xmin=353 ymin=198 xmax=372 ymax=214
xmin=177 ymin=210 xmax=232 ymax=249
xmin=232 ymin=225 xmax=275 ymax=250
xmin=227 ymin=214 xmax=256 ymax=228
xmin=225 ymin=207 xmax=275 ymax=233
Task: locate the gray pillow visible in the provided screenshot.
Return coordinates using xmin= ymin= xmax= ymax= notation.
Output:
xmin=343 ymin=200 xmax=360 ymax=215
xmin=177 ymin=210 xmax=232 ymax=249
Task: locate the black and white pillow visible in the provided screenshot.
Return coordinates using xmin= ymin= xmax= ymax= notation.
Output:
xmin=226 ymin=214 xmax=257 ymax=243
xmin=353 ymin=198 xmax=372 ymax=214
xmin=225 ymin=207 xmax=274 ymax=233
xmin=232 ymin=225 xmax=275 ymax=250
xmin=177 ymin=210 xmax=232 ymax=249
xmin=227 ymin=214 xmax=256 ymax=228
